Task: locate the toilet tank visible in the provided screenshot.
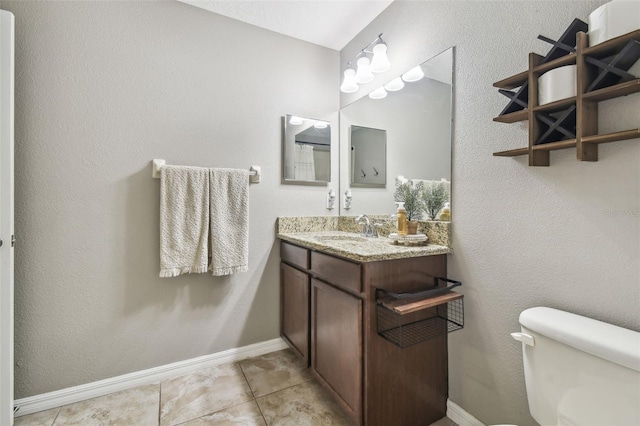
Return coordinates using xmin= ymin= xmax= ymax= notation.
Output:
xmin=516 ymin=307 xmax=640 ymax=426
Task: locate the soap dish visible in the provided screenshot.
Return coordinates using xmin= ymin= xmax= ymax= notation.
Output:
xmin=388 ymin=233 xmax=428 ymax=246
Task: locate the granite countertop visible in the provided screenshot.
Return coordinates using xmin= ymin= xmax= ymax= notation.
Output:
xmin=277 ymin=231 xmax=451 ymax=262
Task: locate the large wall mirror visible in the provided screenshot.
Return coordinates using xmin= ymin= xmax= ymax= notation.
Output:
xmin=339 ymin=47 xmax=454 ymax=216
xmin=283 ymin=114 xmax=332 ymax=185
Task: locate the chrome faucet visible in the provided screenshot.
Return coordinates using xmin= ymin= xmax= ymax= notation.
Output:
xmin=355 ymin=214 xmax=381 ymax=238
xmin=356 ymin=214 xmax=370 ymax=236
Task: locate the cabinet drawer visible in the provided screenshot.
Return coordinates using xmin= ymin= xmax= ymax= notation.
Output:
xmin=281 ymin=241 xmax=309 ymax=270
xmin=311 ymin=251 xmax=362 ymax=294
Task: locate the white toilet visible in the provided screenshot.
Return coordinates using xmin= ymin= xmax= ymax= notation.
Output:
xmin=511 ymin=307 xmax=640 ymax=425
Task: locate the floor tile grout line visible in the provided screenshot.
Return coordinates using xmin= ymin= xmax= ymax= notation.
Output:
xmin=158 ymin=382 xmax=162 ymax=426
xmin=169 ymin=396 xmax=259 ymax=426
xmin=237 ymin=360 xmax=272 ymax=425
xmin=166 ymin=363 xmax=257 ymax=426
xmin=237 ymin=361 xmax=258 ymax=400
xmin=238 ymin=357 xmax=267 ymax=426
xmin=253 ymin=376 xmax=315 ymax=400
xmin=253 ymin=397 xmax=269 ymax=426
xmin=238 ymin=354 xmax=312 ymax=425
xmin=49 ymin=407 xmax=61 ymax=426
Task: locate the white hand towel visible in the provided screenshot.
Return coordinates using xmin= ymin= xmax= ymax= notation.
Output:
xmin=159 ymin=165 xmax=210 ymax=277
xmin=209 ymin=168 xmax=250 ymax=276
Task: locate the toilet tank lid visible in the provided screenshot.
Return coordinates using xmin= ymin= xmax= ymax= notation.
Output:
xmin=520 ymin=307 xmax=640 ymax=372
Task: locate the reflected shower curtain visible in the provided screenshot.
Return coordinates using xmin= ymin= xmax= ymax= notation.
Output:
xmin=294 ymin=144 xmax=315 ymax=181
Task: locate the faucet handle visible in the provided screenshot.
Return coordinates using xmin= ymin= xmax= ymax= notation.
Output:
xmin=370 ymin=222 xmax=383 ymax=238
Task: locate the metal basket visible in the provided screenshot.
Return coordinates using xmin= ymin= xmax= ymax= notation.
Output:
xmin=376 ymin=278 xmax=464 ymax=349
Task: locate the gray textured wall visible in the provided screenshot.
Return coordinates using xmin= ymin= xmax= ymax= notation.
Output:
xmin=3 ymin=0 xmax=339 ymax=398
xmin=342 ymin=1 xmax=639 ymax=425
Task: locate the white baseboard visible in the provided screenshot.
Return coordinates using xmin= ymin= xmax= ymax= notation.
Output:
xmin=14 ymin=337 xmax=288 ymax=417
xmin=447 ymin=399 xmax=486 ymax=426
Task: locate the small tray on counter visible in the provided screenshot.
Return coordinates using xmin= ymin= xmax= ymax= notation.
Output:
xmin=388 ymin=233 xmax=428 ymax=246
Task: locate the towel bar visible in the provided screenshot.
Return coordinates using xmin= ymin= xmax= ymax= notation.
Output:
xmin=152 ymin=159 xmax=261 ymax=183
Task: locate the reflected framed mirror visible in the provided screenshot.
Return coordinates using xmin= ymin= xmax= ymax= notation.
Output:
xmin=282 ymin=114 xmax=332 ymax=185
xmin=339 ymin=47 xmax=454 ymax=216
xmin=350 ymin=125 xmax=386 ymax=187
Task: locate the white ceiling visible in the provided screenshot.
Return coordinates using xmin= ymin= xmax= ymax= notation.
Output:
xmin=178 ymin=0 xmax=394 ymax=50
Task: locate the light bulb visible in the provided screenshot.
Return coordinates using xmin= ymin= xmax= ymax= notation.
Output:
xmin=402 ymin=65 xmax=424 ymax=82
xmin=340 ymin=68 xmax=359 ymax=93
xmin=384 ymin=77 xmax=404 ymax=91
xmin=289 ymin=116 xmax=303 ymax=125
xmin=355 ymin=56 xmax=374 ymax=84
xmin=314 ymin=121 xmax=328 ymax=129
xmin=368 ymin=86 xmax=387 ymax=100
xmin=370 ymin=43 xmax=391 ymax=73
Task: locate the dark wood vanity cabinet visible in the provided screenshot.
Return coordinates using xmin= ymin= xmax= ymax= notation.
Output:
xmin=280 ymin=240 xmax=448 ymax=426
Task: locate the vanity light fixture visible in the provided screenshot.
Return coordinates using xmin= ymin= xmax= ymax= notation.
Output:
xmin=340 ymin=33 xmax=391 ymax=93
xmin=355 ymin=56 xmax=374 ymax=84
xmin=340 ymin=66 xmax=359 ymax=93
xmin=368 ymin=86 xmax=387 ymax=100
xmin=313 ymin=121 xmax=329 ymax=129
xmin=370 ymin=42 xmax=391 ymax=73
xmin=402 ymin=65 xmax=424 ymax=82
xmin=289 ymin=116 xmax=304 ymax=125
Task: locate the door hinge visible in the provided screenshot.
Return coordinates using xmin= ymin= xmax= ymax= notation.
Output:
xmin=0 ymin=236 xmax=14 ymax=247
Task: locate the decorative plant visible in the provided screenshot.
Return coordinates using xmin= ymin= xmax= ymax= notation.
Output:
xmin=394 ymin=181 xmax=425 ymax=221
xmin=422 ymin=181 xmax=449 ymax=220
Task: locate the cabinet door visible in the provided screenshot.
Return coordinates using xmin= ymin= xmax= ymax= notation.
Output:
xmin=311 ymin=278 xmax=362 ymax=421
xmin=280 ymin=263 xmax=310 ymax=365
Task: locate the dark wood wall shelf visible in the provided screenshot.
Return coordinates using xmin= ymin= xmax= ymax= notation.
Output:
xmin=493 ymin=30 xmax=640 ymax=166
xmin=493 ymin=147 xmax=530 ymax=157
xmin=493 ymin=110 xmax=528 ymax=124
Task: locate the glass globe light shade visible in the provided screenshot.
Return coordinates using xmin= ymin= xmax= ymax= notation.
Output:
xmin=384 ymin=77 xmax=404 ymax=91
xmin=289 ymin=116 xmax=303 ymax=125
xmin=340 ymin=68 xmax=359 ymax=93
xmin=368 ymin=86 xmax=387 ymax=100
xmin=370 ymin=43 xmax=391 ymax=73
xmin=355 ymin=56 xmax=374 ymax=84
xmin=402 ymin=65 xmax=424 ymax=82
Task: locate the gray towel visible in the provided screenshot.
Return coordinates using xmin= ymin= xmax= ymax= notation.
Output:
xmin=159 ymin=165 xmax=210 ymax=277
xmin=209 ymin=168 xmax=250 ymax=276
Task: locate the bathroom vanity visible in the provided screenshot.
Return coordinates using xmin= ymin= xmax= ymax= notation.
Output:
xmin=278 ymin=221 xmax=454 ymax=426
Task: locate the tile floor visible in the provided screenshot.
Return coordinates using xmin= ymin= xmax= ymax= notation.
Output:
xmin=14 ymin=349 xmax=458 ymax=426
